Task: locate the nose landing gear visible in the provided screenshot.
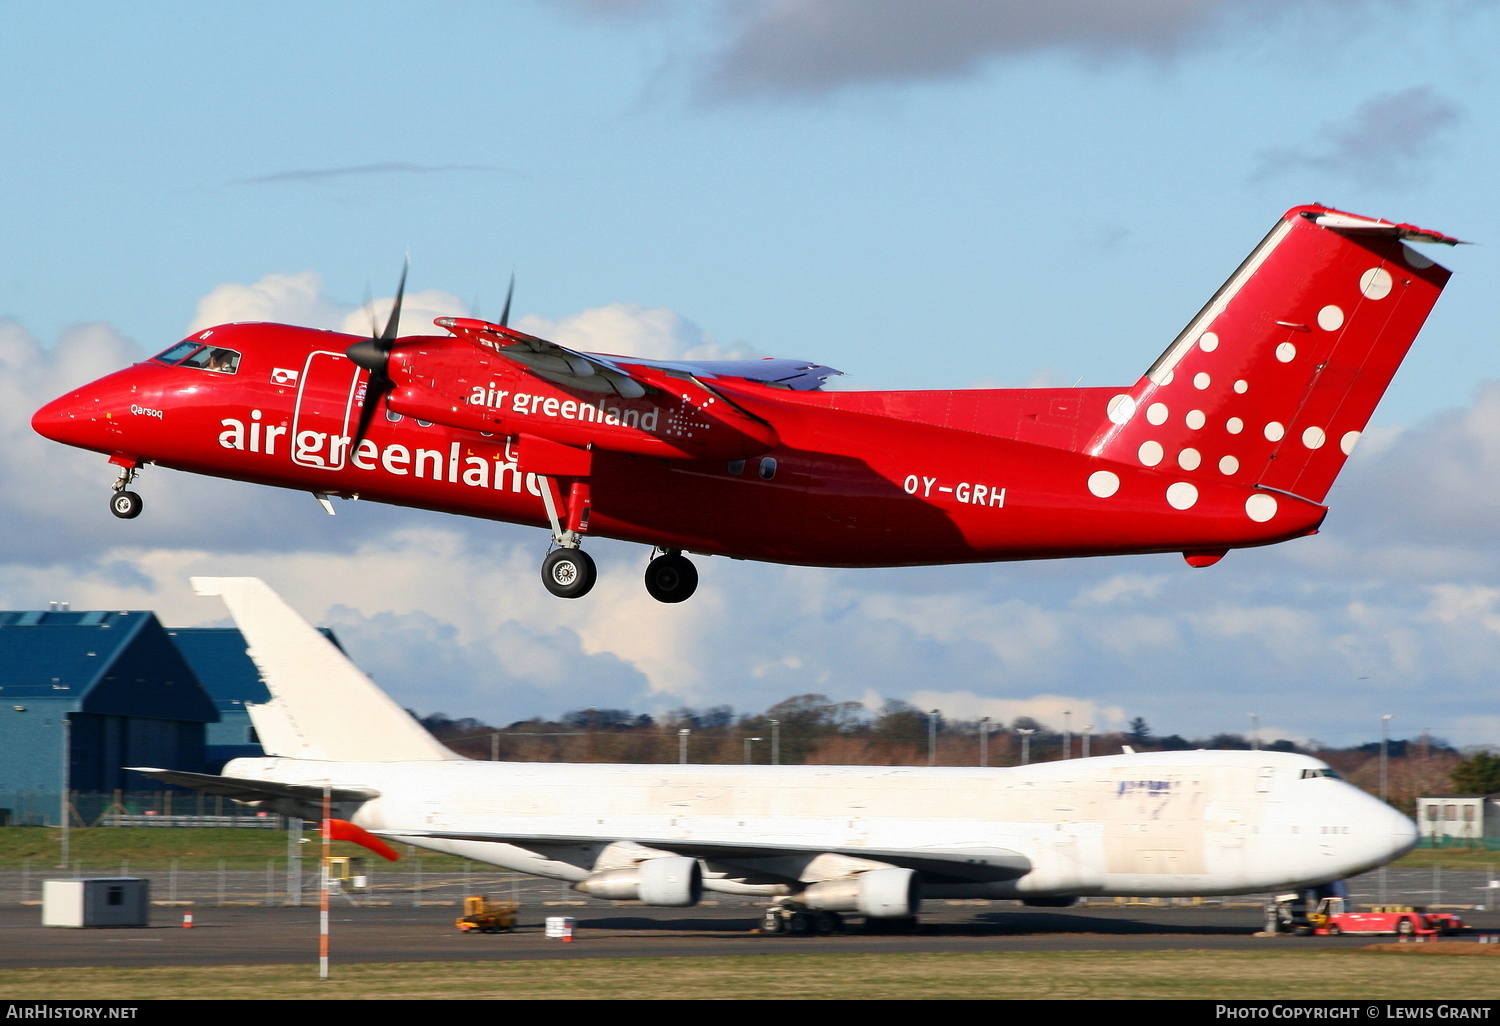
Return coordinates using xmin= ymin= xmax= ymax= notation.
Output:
xmin=109 ymin=464 xmax=143 ymax=520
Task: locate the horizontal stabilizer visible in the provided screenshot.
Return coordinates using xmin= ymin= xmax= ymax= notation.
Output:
xmin=129 ymin=767 xmax=379 ymax=805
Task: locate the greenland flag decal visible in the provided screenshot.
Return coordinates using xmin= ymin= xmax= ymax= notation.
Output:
xmin=271 ymin=367 xmax=300 ymax=385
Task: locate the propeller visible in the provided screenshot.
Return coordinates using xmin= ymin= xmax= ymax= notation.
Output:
xmin=345 ymin=261 xmax=408 ymax=451
xmin=499 ymin=271 xmax=515 ymax=328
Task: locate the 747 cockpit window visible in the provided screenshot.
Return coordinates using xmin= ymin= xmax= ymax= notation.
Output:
xmin=152 ymin=342 xmax=241 ymax=374
xmin=1300 ymin=767 xmax=1342 ymax=780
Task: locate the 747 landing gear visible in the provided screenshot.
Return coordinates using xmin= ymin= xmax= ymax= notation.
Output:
xmin=541 ymin=547 xmax=597 ymax=599
xmin=644 ymin=549 xmax=698 ymax=604
xmin=109 ymin=465 xmax=143 ymax=520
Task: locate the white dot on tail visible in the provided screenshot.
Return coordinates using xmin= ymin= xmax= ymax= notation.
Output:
xmin=1341 ymin=430 xmax=1361 ymax=455
xmin=1199 ymin=332 xmax=1219 ymax=352
xmin=1160 ymin=369 xmax=1175 ymax=386
xmin=1276 ymin=342 xmax=1296 ymax=363
xmin=1178 ymin=448 xmax=1201 ymax=471
xmin=1227 ymin=417 xmax=1244 ymax=434
xmin=1107 ymin=394 xmax=1136 ymax=424
xmin=1246 ymin=493 xmax=1277 ymax=522
xmin=1088 ymin=470 xmax=1120 ymax=498
xmin=1265 ymin=421 xmax=1285 ymax=442
xmin=1166 ymin=482 xmax=1198 ymax=510
xmin=1361 ymin=267 xmax=1393 ymax=300
xmin=1186 ymin=410 xmax=1206 ymax=430
xmin=1193 ymin=372 xmax=1210 ymax=390
xmin=1302 ymin=426 xmax=1326 ymax=450
xmin=1138 ymin=440 xmax=1164 ymax=467
xmin=1403 ymin=244 xmax=1434 ymax=269
xmin=1219 ymin=455 xmax=1239 ymax=475
xmin=1317 ymin=305 xmax=1344 ymax=331
xmin=1234 ymin=379 xmax=1248 ymax=394
xmin=1147 ymin=402 xmax=1169 ymax=425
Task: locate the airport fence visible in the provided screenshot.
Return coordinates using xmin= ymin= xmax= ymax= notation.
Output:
xmin=0 ymin=790 xmax=286 ymax=828
xmin=0 ymin=859 xmax=1493 ymax=913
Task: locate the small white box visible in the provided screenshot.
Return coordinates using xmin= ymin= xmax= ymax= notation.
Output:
xmin=42 ymin=878 xmax=150 ymax=928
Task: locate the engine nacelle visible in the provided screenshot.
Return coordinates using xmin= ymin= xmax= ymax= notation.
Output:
xmin=575 ymin=856 xmax=703 ymax=907
xmin=803 ymin=867 xmax=921 ymax=918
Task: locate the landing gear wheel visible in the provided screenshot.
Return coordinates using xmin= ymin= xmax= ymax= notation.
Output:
xmin=541 ymin=548 xmax=596 ymax=599
xmin=785 ymin=911 xmax=812 ymax=936
xmin=110 ymin=491 xmax=143 ymax=519
xmin=761 ymin=908 xmax=785 ymax=934
xmin=813 ymin=911 xmax=841 ymax=935
xmin=644 ymin=552 xmax=698 ymax=603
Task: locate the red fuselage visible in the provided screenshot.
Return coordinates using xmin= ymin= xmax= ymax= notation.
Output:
xmin=31 ymin=205 xmax=1456 ymax=590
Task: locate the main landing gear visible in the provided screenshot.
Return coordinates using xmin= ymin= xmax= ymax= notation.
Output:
xmin=540 ymin=547 xmax=597 ymax=600
xmin=760 ymin=904 xmax=844 ymax=936
xmin=537 ymin=546 xmax=701 ymax=603
xmin=644 ymin=549 xmax=698 ymax=604
xmin=109 ymin=465 xmax=143 ymax=520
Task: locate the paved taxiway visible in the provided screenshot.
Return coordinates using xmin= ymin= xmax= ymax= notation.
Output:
xmin=5 ymin=904 xmax=1497 ymax=968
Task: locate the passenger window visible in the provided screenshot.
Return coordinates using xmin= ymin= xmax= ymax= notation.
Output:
xmin=758 ymin=457 xmax=777 ymax=481
xmin=727 ymin=460 xmax=745 ymax=476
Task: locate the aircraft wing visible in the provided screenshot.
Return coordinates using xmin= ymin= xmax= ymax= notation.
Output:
xmin=435 ymin=316 xmax=841 ymax=396
xmin=380 ymin=827 xmax=1029 ymax=883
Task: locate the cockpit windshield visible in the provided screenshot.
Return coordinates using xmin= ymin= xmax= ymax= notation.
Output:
xmin=1299 ymin=767 xmax=1342 ymax=780
xmin=152 ymin=341 xmax=241 ymax=374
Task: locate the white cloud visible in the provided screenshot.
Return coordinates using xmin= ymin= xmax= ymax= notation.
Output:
xmin=189 ymin=271 xmax=467 ymax=339
xmin=515 ymin=303 xmax=751 ymax=361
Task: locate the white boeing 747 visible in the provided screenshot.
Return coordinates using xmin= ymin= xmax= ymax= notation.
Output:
xmin=140 ymin=578 xmax=1417 ymax=929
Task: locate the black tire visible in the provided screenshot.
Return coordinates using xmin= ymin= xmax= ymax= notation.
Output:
xmin=644 ymin=553 xmax=698 ymax=603
xmin=110 ymin=491 xmax=143 ymax=519
xmin=786 ymin=911 xmax=811 ymax=936
xmin=761 ymin=909 xmax=784 ymax=934
xmin=813 ymin=911 xmax=838 ymax=936
xmin=1396 ymin=918 xmax=1415 ymax=936
xmin=541 ymin=548 xmax=597 ymax=599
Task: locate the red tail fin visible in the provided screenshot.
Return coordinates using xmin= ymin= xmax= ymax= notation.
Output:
xmin=1088 ymin=205 xmax=1457 ymax=504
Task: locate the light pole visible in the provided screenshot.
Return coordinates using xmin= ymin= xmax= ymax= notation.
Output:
xmin=1063 ymin=710 xmax=1072 ymax=760
xmin=1017 ymin=728 xmax=1035 ymax=765
xmin=1380 ymin=714 xmax=1393 ymax=804
xmin=1249 ymin=713 xmax=1259 ymax=751
xmin=678 ymin=728 xmax=690 ymax=765
xmin=979 ymin=716 xmax=991 ymax=767
xmin=743 ymin=737 xmax=762 ymax=764
xmin=928 ymin=710 xmax=941 ymax=767
xmin=1082 ymin=724 xmax=1093 ymax=759
xmin=770 ymin=719 xmax=780 ymax=766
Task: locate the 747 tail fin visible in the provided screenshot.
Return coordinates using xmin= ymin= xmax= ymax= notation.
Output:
xmin=192 ymin=577 xmax=461 ymax=763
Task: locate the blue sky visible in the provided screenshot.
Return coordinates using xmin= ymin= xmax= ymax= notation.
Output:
xmin=3 ymin=1 xmax=1499 ymax=752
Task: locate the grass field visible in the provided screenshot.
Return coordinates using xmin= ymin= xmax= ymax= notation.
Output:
xmin=2 ymin=949 xmax=1498 ymax=1000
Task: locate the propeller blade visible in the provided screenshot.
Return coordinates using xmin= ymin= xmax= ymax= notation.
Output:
xmin=346 ymin=261 xmax=408 ymax=451
xmin=380 ymin=260 xmax=408 ymax=343
xmin=348 ymin=376 xmax=387 ymax=452
xmin=499 ymin=272 xmax=515 ymax=329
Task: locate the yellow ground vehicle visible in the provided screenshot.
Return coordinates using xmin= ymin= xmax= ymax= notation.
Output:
xmin=455 ymin=895 xmax=519 ymax=934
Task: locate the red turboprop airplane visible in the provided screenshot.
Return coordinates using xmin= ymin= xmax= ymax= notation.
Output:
xmin=32 ymin=204 xmax=1458 ymax=602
